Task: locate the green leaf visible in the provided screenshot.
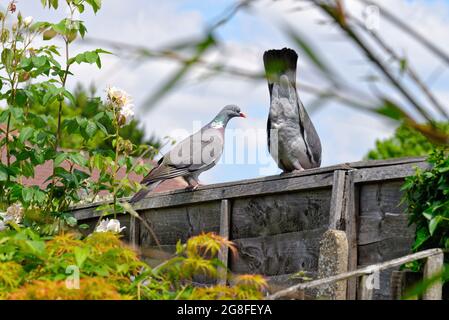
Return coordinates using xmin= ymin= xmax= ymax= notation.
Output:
xmin=85 ymin=0 xmax=102 ymax=13
xmin=31 ymin=56 xmax=47 ymax=68
xmin=69 ymin=153 xmax=87 ymax=166
xmin=63 ymin=90 xmax=76 ymax=106
xmin=43 ymin=28 xmax=57 ymax=40
xmin=0 ymin=165 xmax=8 ymax=181
xmin=19 ymin=127 xmax=34 ymax=143
xmin=413 ymin=227 xmax=430 ymax=251
xmin=78 ymin=22 xmax=87 ymax=37
xmin=85 ymin=51 xmax=98 ymax=63
xmin=85 ymin=121 xmax=97 ymax=138
xmin=422 ymin=211 xmax=433 ymax=220
xmin=50 ymin=0 xmax=59 ymax=9
xmin=375 ymin=99 xmax=406 ymax=121
xmin=33 ymin=189 xmax=46 ymax=204
xmin=95 ymin=121 xmax=108 ymax=135
xmin=65 ymin=216 xmax=77 ymax=227
xmin=52 ymin=20 xmax=67 ymax=35
xmin=22 ymin=187 xmax=34 ymax=203
xmin=429 ymin=216 xmax=443 ymax=236
xmin=74 ymin=246 xmax=89 ymax=268
xmin=54 ymin=153 xmax=68 ymax=166
xmin=25 ymin=240 xmax=45 ymax=256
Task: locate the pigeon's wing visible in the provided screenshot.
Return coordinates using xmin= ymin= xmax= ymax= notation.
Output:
xmin=141 ymin=128 xmax=223 ymax=184
xmin=297 ymin=98 xmax=322 ymax=167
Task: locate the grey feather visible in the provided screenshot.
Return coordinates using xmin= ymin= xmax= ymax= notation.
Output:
xmin=263 ymin=48 xmax=322 ymax=172
xmin=130 ymin=105 xmax=244 ymax=203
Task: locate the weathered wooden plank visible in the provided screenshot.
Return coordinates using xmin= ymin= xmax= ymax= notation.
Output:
xmin=358 ymin=237 xmax=414 ymax=266
xmin=348 ymin=157 xmax=425 ymax=169
xmin=72 ymin=173 xmax=335 ymax=220
xmin=329 ymin=170 xmax=347 ymax=229
xmin=71 ymin=157 xmax=425 ymax=212
xmin=390 ymin=271 xmax=421 ymax=300
xmin=139 ymin=201 xmax=221 ymax=246
xmin=359 ymin=235 xmax=414 ymax=300
xmin=218 ymin=199 xmax=231 ymax=285
xmin=358 ymin=214 xmax=415 ymax=245
xmin=231 ymin=189 xmax=331 ymax=239
xmin=423 ymin=252 xmax=444 ymax=300
xmin=353 ymin=162 xmax=429 ymax=183
xmin=230 ymin=228 xmax=325 ymax=276
xmin=359 ymin=181 xmax=407 ymax=217
xmin=129 ymin=215 xmax=139 ymax=248
xmin=71 ymin=158 xmax=427 ymax=221
xmin=345 ymin=171 xmax=358 ymax=300
xmin=133 ymin=173 xmax=334 ymax=211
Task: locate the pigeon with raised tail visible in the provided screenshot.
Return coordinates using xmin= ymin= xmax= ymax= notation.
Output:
xmin=263 ymin=48 xmax=322 ymax=172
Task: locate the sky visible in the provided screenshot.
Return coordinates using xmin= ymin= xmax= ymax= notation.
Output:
xmin=15 ymin=0 xmax=449 ymax=184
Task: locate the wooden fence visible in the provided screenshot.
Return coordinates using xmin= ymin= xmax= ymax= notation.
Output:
xmin=71 ymin=157 xmax=430 ymax=299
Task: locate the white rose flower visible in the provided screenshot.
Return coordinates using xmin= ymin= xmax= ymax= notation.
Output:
xmin=95 ymin=219 xmax=109 ymax=233
xmin=94 ymin=218 xmax=126 ymax=233
xmin=0 ymin=212 xmax=7 ymax=232
xmin=106 ymin=86 xmax=131 ymax=107
xmin=106 ymin=218 xmax=126 ymax=233
xmin=5 ymin=203 xmax=24 ymax=224
xmin=119 ymin=103 xmax=135 ymax=125
xmin=24 ymin=16 xmax=34 ymax=27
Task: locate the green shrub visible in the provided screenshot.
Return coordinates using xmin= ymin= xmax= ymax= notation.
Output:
xmin=402 ymin=149 xmax=449 ymax=252
xmin=0 ymin=228 xmax=266 ymax=300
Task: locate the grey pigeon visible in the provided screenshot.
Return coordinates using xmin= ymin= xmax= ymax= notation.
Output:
xmin=263 ymin=48 xmax=322 ymax=172
xmin=129 ymin=105 xmax=246 ymax=203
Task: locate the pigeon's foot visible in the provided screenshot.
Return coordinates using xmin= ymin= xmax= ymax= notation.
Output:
xmin=280 ymin=168 xmax=304 ymax=176
xmin=185 ymin=184 xmax=200 ymax=191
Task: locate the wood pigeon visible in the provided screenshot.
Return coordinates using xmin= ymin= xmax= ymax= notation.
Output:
xmin=263 ymin=48 xmax=322 ymax=172
xmin=129 ymin=105 xmax=246 ymax=203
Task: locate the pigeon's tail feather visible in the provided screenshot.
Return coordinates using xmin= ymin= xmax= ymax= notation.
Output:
xmin=129 ymin=181 xmax=161 ymax=203
xmin=263 ymin=48 xmax=298 ymax=90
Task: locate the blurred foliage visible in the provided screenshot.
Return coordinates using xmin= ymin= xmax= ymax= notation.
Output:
xmin=0 ymin=229 xmax=265 ymax=300
xmin=401 ymin=150 xmax=449 ymax=299
xmin=29 ymin=83 xmax=161 ymax=154
xmin=0 ymin=0 xmax=153 ymax=230
xmin=366 ymin=122 xmax=449 ymax=160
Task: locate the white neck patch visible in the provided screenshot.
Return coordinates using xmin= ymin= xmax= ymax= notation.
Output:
xmin=211 ymin=121 xmax=224 ymax=129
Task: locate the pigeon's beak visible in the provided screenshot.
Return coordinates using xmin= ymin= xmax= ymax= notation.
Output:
xmin=239 ymin=112 xmax=247 ymax=118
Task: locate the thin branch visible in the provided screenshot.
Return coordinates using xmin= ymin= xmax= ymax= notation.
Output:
xmin=358 ymin=0 xmax=449 ymax=67
xmin=310 ymin=0 xmax=434 ymax=123
xmin=350 ymin=15 xmax=449 ymax=120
